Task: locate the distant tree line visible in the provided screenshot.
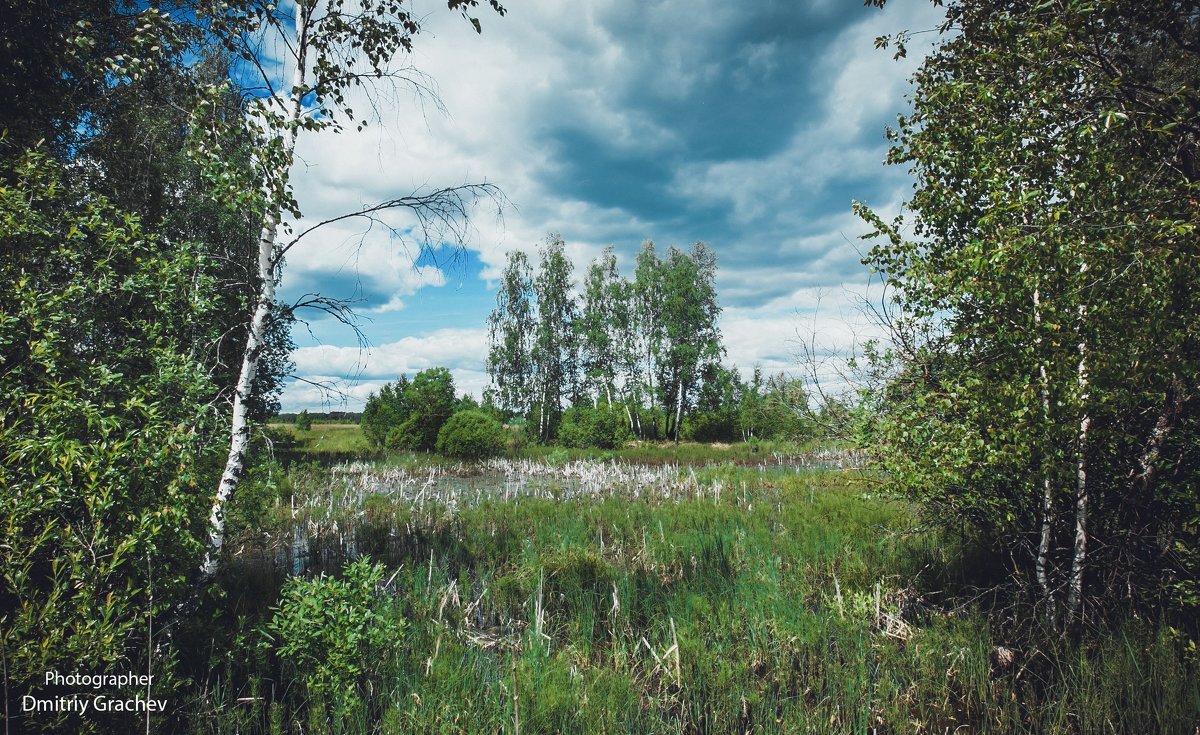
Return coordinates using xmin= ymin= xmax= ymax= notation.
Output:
xmin=484 ymin=234 xmax=813 ymax=446
xmin=278 ymin=411 xmax=364 ymax=425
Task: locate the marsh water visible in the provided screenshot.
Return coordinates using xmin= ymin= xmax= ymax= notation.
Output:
xmin=224 ymin=449 xmax=868 ymax=603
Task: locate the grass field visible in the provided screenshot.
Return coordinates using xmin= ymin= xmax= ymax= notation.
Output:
xmin=199 ymin=451 xmax=1199 ymax=734
xmin=268 ymin=422 xmax=371 ymax=457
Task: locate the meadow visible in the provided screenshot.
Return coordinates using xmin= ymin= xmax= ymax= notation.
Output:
xmin=192 ymin=430 xmax=1199 ymax=734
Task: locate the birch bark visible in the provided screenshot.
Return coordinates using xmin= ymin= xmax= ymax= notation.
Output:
xmin=1033 ymin=284 xmax=1057 ymax=621
xmin=1066 ymin=259 xmax=1090 ymax=624
xmin=203 ymin=7 xmax=310 ymax=577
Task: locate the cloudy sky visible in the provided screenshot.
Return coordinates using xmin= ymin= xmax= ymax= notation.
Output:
xmin=276 ymin=0 xmax=947 ymax=412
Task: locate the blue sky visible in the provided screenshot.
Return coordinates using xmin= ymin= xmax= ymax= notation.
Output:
xmin=277 ymin=0 xmax=946 ymax=412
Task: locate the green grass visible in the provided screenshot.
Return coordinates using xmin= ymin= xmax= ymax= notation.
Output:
xmin=268 ymin=422 xmax=370 ymax=457
xmin=199 ymin=455 xmax=1200 ymax=735
xmin=518 ymin=438 xmax=843 ymax=466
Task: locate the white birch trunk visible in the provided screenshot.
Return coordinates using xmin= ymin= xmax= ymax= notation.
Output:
xmin=673 ymin=377 xmax=684 ymax=442
xmin=1033 ymin=284 xmax=1057 ymax=620
xmin=203 ymin=9 xmax=309 ymax=577
xmin=1066 ymin=260 xmax=1090 ymax=623
xmin=538 ymin=381 xmax=548 ymax=443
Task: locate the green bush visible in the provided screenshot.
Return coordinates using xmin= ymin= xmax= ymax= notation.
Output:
xmin=266 ymin=558 xmax=394 ymax=723
xmin=556 ymin=405 xmax=629 ymax=449
xmin=363 ymin=367 xmax=456 ymax=450
xmin=0 ymin=150 xmax=222 ymax=732
xmin=435 ymin=410 xmax=507 ymax=459
xmin=684 ymin=409 xmax=739 ymax=442
xmin=384 ymin=416 xmax=421 ymax=451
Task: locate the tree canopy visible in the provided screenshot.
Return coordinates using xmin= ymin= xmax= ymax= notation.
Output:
xmin=858 ymin=0 xmax=1200 ymax=627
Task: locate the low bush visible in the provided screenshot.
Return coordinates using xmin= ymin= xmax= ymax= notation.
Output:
xmin=556 ymin=405 xmax=630 ymax=449
xmin=436 ymin=410 xmax=507 ymax=459
xmin=266 ymin=558 xmax=394 ymax=724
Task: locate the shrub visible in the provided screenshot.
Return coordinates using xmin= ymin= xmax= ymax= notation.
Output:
xmin=384 ymin=416 xmax=422 ymax=452
xmin=436 ymin=410 xmax=507 ymax=460
xmin=266 ymin=558 xmax=394 ymax=723
xmin=684 ymin=409 xmax=739 ymax=442
xmin=556 ymin=405 xmax=629 ymax=449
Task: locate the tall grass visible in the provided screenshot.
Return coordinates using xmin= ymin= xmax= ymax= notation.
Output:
xmin=267 ymin=423 xmax=372 ymax=462
xmin=194 ymin=457 xmax=1199 ymax=734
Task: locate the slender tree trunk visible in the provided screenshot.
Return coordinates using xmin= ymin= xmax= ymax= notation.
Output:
xmin=1066 ymin=261 xmax=1090 ymax=624
xmin=1132 ymin=377 xmax=1188 ymax=494
xmin=203 ymin=9 xmax=309 ymax=578
xmin=1033 ymin=284 xmax=1057 ymax=621
xmin=631 ymin=387 xmax=642 ymax=438
xmin=539 ymin=381 xmax=548 ymax=443
xmin=673 ymin=377 xmax=684 ymax=442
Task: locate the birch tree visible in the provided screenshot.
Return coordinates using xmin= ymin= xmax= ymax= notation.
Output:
xmin=530 ymin=234 xmax=578 ymax=442
xmin=486 ymin=250 xmax=536 ymax=417
xmin=577 ymin=247 xmax=628 ymax=409
xmin=192 ymin=0 xmax=505 ymax=576
xmin=657 ymin=242 xmax=723 ymax=442
xmin=631 ymin=241 xmax=665 ymax=437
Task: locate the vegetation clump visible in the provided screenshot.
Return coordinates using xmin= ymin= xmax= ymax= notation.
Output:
xmin=362 ymin=367 xmax=459 ymax=452
xmin=435 ymin=410 xmax=507 ymax=459
xmin=555 ymin=405 xmax=630 ymax=449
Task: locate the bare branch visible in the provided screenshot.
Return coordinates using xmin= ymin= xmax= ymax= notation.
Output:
xmin=280 ymin=182 xmax=506 ymax=257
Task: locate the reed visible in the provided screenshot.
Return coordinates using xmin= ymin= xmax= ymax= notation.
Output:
xmin=195 ymin=454 xmax=1199 ymax=734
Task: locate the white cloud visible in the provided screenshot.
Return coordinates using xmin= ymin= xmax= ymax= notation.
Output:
xmin=293 ymin=327 xmax=488 ymax=376
xmin=285 ymin=327 xmax=492 ymax=410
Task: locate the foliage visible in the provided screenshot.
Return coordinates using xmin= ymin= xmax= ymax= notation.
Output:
xmin=363 ymin=369 xmax=457 ymax=453
xmin=859 ymin=0 xmax=1200 ymax=625
xmin=362 ymin=376 xmax=411 ymax=447
xmin=436 ymin=410 xmax=507 ymax=460
xmin=656 ymin=242 xmax=724 ymax=440
xmin=0 ymin=149 xmax=220 ymax=733
xmin=266 ymin=558 xmax=394 ymax=724
xmin=556 ymin=405 xmax=630 ymax=449
xmin=531 ymin=234 xmax=579 ymax=441
xmin=398 ymin=368 xmax=458 ymax=452
xmin=486 ymin=250 xmax=535 ymax=416
xmin=576 ymin=247 xmax=630 ymax=407
xmin=295 ymin=409 xmax=313 ymax=431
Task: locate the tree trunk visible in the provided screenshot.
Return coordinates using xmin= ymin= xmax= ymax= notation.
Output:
xmin=1132 ymin=376 xmax=1189 ymax=494
xmin=1033 ymin=284 xmax=1057 ymax=621
xmin=203 ymin=8 xmax=309 ymax=578
xmin=673 ymin=377 xmax=684 ymax=442
xmin=539 ymin=381 xmax=548 ymax=443
xmin=1066 ymin=261 xmax=1090 ymax=624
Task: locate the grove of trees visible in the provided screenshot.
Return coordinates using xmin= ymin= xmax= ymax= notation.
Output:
xmin=485 ymin=235 xmax=813 ymax=445
xmin=361 ymin=368 xmax=458 ymax=451
xmin=858 ymin=0 xmax=1199 ymax=628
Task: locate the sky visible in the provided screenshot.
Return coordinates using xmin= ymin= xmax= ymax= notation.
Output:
xmin=276 ymin=0 xmax=947 ymax=412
